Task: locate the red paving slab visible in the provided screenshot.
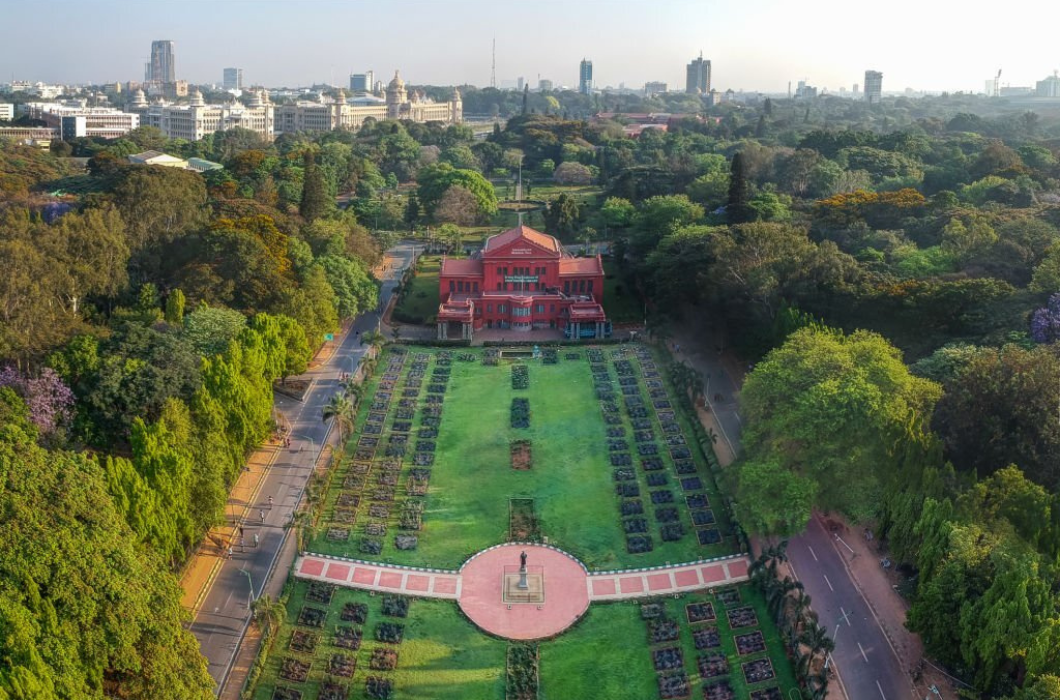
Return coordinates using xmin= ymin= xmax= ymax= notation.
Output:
xmin=674 ymin=569 xmax=699 ymax=587
xmin=405 ymin=574 xmax=430 ymax=592
xmin=352 ymin=567 xmax=378 ymax=585
xmin=433 ymin=577 xmax=459 ymax=595
xmin=647 ymin=573 xmax=673 ymax=592
xmin=324 ymin=563 xmax=351 ymax=581
xmin=458 ymin=544 xmax=589 ymax=641
xmin=591 ymin=578 xmax=617 ymax=596
xmin=378 ymin=571 xmax=404 ymax=589
xmin=299 ymin=559 xmax=325 ymax=577
xmin=701 ymin=564 xmax=727 ymax=583
xmin=726 ymin=559 xmax=749 ymax=578
xmin=619 ymin=576 xmax=645 ymax=594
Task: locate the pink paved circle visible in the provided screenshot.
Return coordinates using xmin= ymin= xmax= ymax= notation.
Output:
xmin=458 ymin=544 xmax=590 ymax=640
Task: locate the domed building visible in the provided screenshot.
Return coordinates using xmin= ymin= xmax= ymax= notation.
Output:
xmin=274 ymin=69 xmax=462 ymax=136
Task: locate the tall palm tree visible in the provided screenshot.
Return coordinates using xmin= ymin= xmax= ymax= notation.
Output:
xmin=360 ymin=330 xmax=386 ymax=349
xmin=767 ymin=576 xmax=801 ymax=623
xmin=252 ymin=594 xmax=283 ymax=638
xmin=800 ymin=622 xmax=835 ymax=662
xmin=323 ymin=393 xmax=354 ymax=443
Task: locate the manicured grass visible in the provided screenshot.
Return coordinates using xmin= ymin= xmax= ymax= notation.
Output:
xmin=310 ymin=346 xmax=737 ymax=569
xmin=393 ymin=256 xmax=441 ymax=324
xmin=253 ymin=580 xmax=799 ymax=700
xmin=539 ymin=602 xmax=656 ymax=699
xmin=253 ymin=582 xmax=505 ymax=700
xmin=602 ymin=258 xmax=644 ymax=324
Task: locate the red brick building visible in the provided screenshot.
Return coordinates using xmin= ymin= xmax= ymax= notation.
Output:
xmin=435 ymin=224 xmax=609 ymax=340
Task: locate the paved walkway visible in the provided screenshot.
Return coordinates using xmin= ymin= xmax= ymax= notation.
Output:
xmin=294 ymin=546 xmax=750 ymax=640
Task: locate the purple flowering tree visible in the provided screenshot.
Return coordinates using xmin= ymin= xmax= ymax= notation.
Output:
xmin=0 ymin=366 xmax=74 ymax=434
xmin=1031 ymin=293 xmax=1060 ymax=344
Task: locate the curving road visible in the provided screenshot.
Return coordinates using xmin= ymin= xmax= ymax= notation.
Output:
xmin=670 ymin=328 xmax=916 ymax=700
xmin=190 ymin=242 xmax=417 ymax=693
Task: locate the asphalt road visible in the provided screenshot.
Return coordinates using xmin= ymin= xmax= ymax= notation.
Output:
xmin=191 ymin=242 xmax=416 ymax=692
xmin=670 ymin=332 xmax=916 ymax=700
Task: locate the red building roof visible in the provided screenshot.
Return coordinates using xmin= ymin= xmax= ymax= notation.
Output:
xmin=440 ymin=257 xmax=484 ymax=276
xmin=483 ymin=225 xmax=560 ymax=254
xmin=558 ymin=256 xmax=604 ymax=276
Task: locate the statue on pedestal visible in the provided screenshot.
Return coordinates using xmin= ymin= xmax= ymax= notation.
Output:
xmin=517 ymin=550 xmax=529 ymax=590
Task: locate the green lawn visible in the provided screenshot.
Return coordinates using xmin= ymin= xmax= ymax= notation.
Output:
xmin=252 ymin=580 xmax=798 ymax=700
xmin=250 ymin=343 xmax=800 ymax=700
xmin=253 ymin=583 xmax=505 ymax=700
xmin=392 ymin=257 xmax=441 ymax=324
xmin=309 ymin=346 xmax=737 ymax=569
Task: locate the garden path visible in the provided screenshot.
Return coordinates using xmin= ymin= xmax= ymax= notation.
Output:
xmin=294 ymin=546 xmax=750 ymax=641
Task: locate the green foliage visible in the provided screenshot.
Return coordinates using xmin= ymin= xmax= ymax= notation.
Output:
xmin=298 ymin=153 xmax=328 ymax=223
xmin=164 ymin=288 xmax=185 ymax=325
xmin=182 ymin=306 xmax=248 ymax=357
xmin=0 ymin=429 xmax=214 ymax=700
xmin=741 ymin=327 xmax=941 ymax=524
xmin=416 ymin=163 xmax=498 ymax=222
xmin=731 ymin=459 xmax=815 ymax=536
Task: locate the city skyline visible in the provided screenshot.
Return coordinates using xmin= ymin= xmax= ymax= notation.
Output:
xmin=3 ymin=0 xmax=1060 ymax=93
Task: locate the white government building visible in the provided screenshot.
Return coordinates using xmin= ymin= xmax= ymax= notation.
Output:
xmin=126 ymin=71 xmax=461 ymax=142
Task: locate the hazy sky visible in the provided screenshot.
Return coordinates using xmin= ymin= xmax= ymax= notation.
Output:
xmin=4 ymin=0 xmax=1060 ymax=93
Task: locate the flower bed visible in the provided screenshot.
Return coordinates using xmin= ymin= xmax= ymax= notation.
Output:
xmin=506 ymin=643 xmax=539 ymax=700
xmin=296 ymin=606 xmax=326 ymax=628
xmin=735 ymin=630 xmax=766 ymax=655
xmin=340 ymin=602 xmax=368 ymax=624
xmin=334 ymin=626 xmax=362 ymax=650
xmin=365 ymin=676 xmax=393 ymax=700
xmin=727 ymin=606 xmax=759 ymax=629
xmin=288 ymin=630 xmax=318 ymax=654
xmin=375 ymin=622 xmax=404 ymax=644
xmin=697 ymin=652 xmax=729 ymax=679
xmin=327 ymin=653 xmax=356 ymax=677
xmin=511 ymin=398 xmax=530 ymax=429
xmin=652 ymin=646 xmax=684 ymax=672
xmin=692 ymin=626 xmax=721 ymax=650
xmin=749 ymin=688 xmax=783 ymax=700
xmin=510 ymin=440 xmax=532 ymax=470
xmin=657 ymin=673 xmax=690 ymax=699
xmin=703 ymin=680 xmax=734 ymax=700
xmin=370 ymin=647 xmax=399 ymax=670
xmin=382 ymin=595 xmax=410 ymax=618
xmin=685 ymin=602 xmax=716 ymax=624
xmin=647 ymin=617 xmax=680 ymax=644
xmin=320 ymin=681 xmax=349 ymax=700
xmin=509 ymin=498 xmax=539 ymax=541
xmin=278 ymin=657 xmax=310 ymax=682
xmin=272 ymin=688 xmax=302 ymax=700
xmin=511 ymin=364 xmax=530 ymax=389
xmin=742 ymin=658 xmax=775 ymax=683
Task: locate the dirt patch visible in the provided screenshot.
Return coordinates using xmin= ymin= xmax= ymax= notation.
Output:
xmin=510 ymin=440 xmax=532 ymax=470
xmin=509 ymin=498 xmax=539 ymax=541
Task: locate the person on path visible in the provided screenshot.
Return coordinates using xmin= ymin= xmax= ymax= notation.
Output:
xmin=226 ymin=546 xmax=233 ymax=559
xmin=259 ymin=510 xmax=265 ymax=523
xmin=253 ymin=533 xmax=260 ymax=547
xmin=238 ymin=525 xmax=245 ymax=539
xmin=268 ymin=495 xmax=274 ymax=508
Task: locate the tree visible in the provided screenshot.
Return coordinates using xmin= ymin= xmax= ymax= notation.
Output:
xmin=599 ymin=197 xmax=635 ymax=231
xmin=0 ymin=366 xmax=74 ymax=437
xmin=323 ymin=392 xmax=355 ymax=442
xmin=182 ymin=306 xmax=248 ymax=357
xmin=741 ymin=327 xmax=942 ymax=521
xmin=727 ymin=151 xmax=753 ymax=223
xmin=165 ymin=288 xmax=185 ymax=325
xmin=732 ymin=458 xmax=816 ymax=536
xmin=552 ymin=161 xmax=593 ymax=185
xmin=1031 ymin=294 xmax=1060 ymax=344
xmin=299 ymin=152 xmax=328 ymax=223
xmin=0 ymin=428 xmax=214 ymax=700
xmin=416 ymin=163 xmax=498 ymax=222
xmin=543 ymin=193 xmax=580 ymax=237
xmin=630 ymin=194 xmax=703 ymax=256
xmin=404 ymin=193 xmax=421 ymax=230
xmin=435 ymin=223 xmax=464 ymax=254
xmin=434 ymin=185 xmax=482 ymax=226
xmin=933 ymin=345 xmax=1060 ymax=489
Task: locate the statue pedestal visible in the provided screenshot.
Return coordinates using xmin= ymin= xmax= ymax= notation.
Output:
xmin=502 ymin=565 xmax=544 ymax=604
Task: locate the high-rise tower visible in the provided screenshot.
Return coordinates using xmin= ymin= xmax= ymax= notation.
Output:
xmin=579 ymin=59 xmax=593 ymax=95
xmin=686 ymin=52 xmax=711 ymax=94
xmin=150 ymin=40 xmax=175 ymax=83
xmin=864 ymin=70 xmax=883 ymax=104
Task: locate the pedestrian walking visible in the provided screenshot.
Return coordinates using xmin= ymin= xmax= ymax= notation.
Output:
xmin=260 ymin=509 xmax=266 ymax=523
xmin=239 ymin=525 xmax=245 ymax=538
xmin=253 ymin=533 xmax=260 ymax=547
xmin=268 ymin=495 xmax=274 ymax=508
xmin=226 ymin=546 xmax=233 ymax=559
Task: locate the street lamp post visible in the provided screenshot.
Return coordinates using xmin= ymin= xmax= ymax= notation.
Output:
xmin=239 ymin=567 xmax=254 ymax=609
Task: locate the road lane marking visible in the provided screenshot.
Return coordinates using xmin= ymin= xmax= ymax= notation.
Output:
xmin=876 ymin=679 xmax=887 ymax=699
xmin=835 ymin=534 xmax=856 ymax=554
xmin=839 ymin=607 xmax=852 ymax=626
xmin=858 ymin=641 xmax=869 ymax=663
xmin=808 ymin=545 xmax=818 ymax=561
xmin=823 ymin=574 xmax=834 ymax=591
